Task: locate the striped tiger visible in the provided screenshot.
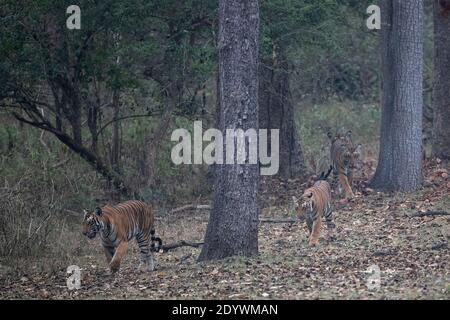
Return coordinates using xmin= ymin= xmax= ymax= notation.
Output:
xmin=82 ymin=200 xmax=162 ymax=273
xmin=296 ymin=166 xmax=334 ymax=246
xmin=328 ymin=130 xmax=360 ymax=200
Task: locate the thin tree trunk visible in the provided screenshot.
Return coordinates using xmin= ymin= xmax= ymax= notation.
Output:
xmin=198 ymin=0 xmax=259 ymax=261
xmin=259 ymin=49 xmax=305 ymax=179
xmin=370 ymin=0 xmax=423 ymax=192
xmin=145 ymin=89 xmax=176 ymax=187
xmin=111 ymin=90 xmax=120 ymax=170
xmin=432 ymin=0 xmax=450 ymax=160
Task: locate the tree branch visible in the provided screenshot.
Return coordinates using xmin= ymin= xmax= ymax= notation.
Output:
xmin=158 ymin=240 xmax=204 ymax=253
xmin=12 ymin=112 xmax=137 ymax=199
xmin=95 ymin=112 xmax=161 ymax=140
xmin=258 ymin=218 xmax=298 ymax=223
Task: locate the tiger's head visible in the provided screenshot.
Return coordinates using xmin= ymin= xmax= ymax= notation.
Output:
xmin=300 ymin=188 xmax=316 ymax=213
xmin=330 ymin=130 xmax=362 ymax=169
xmin=82 ymin=207 xmax=103 ymax=239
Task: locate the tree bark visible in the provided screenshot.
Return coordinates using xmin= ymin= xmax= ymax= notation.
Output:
xmin=370 ymin=0 xmax=423 ymax=192
xmin=432 ymin=0 xmax=450 ymax=160
xmin=111 ymin=90 xmax=121 ymax=170
xmin=144 ymin=89 xmax=176 ymax=187
xmin=259 ymin=49 xmax=306 ymax=179
xmin=198 ymin=0 xmax=260 ymax=261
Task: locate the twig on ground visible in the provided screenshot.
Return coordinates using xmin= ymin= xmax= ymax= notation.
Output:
xmin=258 ymin=218 xmax=298 ymax=223
xmin=409 ymin=210 xmax=449 ymax=218
xmin=431 ymin=242 xmax=448 ymax=250
xmin=178 ymin=253 xmax=192 ymax=264
xmin=158 ymin=240 xmax=204 ymax=253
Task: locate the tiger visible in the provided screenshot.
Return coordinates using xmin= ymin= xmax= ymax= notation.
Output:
xmin=328 ymin=130 xmax=360 ymax=200
xmin=296 ymin=166 xmax=334 ymax=246
xmin=82 ymin=200 xmax=162 ymax=273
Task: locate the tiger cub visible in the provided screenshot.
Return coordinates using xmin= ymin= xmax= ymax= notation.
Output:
xmin=296 ymin=167 xmax=334 ymax=246
xmin=328 ymin=130 xmax=360 ymax=200
xmin=82 ymin=200 xmax=162 ymax=273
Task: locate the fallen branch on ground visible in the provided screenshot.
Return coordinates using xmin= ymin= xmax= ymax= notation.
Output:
xmin=409 ymin=210 xmax=449 ymax=218
xmin=169 ymin=204 xmax=211 ymax=214
xmin=431 ymin=242 xmax=448 ymax=250
xmin=258 ymin=218 xmax=298 ymax=223
xmin=157 ymin=240 xmax=204 ymax=252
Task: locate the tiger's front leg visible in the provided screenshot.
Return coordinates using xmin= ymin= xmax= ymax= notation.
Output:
xmin=308 ymin=218 xmax=322 ymax=246
xmin=109 ymin=241 xmax=129 ymax=273
xmin=102 ymin=244 xmax=115 ymax=264
xmin=296 ymin=205 xmax=306 ymax=221
xmin=348 ymin=170 xmax=354 ymax=193
xmin=338 ymin=173 xmax=354 ymax=199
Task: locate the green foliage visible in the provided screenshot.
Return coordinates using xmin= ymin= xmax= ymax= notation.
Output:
xmin=298 ymin=99 xmax=380 ymax=172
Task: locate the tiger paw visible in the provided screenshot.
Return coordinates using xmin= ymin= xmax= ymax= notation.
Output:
xmin=109 ymin=261 xmax=120 ymax=273
xmin=326 ymin=222 xmax=336 ymax=229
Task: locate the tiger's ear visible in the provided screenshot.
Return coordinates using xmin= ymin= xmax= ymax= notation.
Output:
xmin=83 ymin=209 xmax=88 ymax=218
xmin=306 ymin=192 xmax=313 ymax=198
xmin=353 ymin=143 xmax=362 ymax=158
xmin=327 ymin=131 xmax=333 ymax=140
xmin=95 ymin=207 xmax=102 ymax=216
xmin=346 ymin=130 xmax=352 ymax=138
xmin=345 ymin=130 xmax=354 ymax=143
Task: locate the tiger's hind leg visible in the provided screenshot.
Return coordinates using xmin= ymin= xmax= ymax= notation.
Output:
xmin=136 ymin=232 xmax=154 ymax=272
xmin=323 ymin=203 xmax=335 ymax=229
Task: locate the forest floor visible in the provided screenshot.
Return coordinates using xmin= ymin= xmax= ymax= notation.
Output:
xmin=0 ymin=159 xmax=449 ymax=299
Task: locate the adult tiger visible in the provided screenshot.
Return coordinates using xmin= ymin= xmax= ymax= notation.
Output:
xmin=296 ymin=166 xmax=334 ymax=246
xmin=328 ymin=130 xmax=360 ymax=200
xmin=82 ymin=200 xmax=162 ymax=273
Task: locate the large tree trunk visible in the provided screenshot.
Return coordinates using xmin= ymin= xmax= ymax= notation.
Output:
xmin=370 ymin=0 xmax=423 ymax=192
xmin=259 ymin=49 xmax=306 ymax=179
xmin=198 ymin=0 xmax=259 ymax=261
xmin=432 ymin=0 xmax=450 ymax=160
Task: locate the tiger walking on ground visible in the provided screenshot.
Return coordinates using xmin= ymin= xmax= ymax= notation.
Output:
xmin=82 ymin=200 xmax=162 ymax=273
xmin=296 ymin=166 xmax=334 ymax=246
xmin=328 ymin=130 xmax=360 ymax=200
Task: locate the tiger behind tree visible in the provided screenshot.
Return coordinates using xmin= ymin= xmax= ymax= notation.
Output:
xmin=328 ymin=130 xmax=360 ymax=200
xmin=82 ymin=200 xmax=162 ymax=273
xmin=296 ymin=166 xmax=334 ymax=246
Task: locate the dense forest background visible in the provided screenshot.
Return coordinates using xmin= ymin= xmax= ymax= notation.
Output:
xmin=0 ymin=0 xmax=448 ymax=299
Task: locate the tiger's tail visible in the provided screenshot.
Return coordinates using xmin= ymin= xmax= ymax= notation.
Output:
xmin=150 ymin=228 xmax=163 ymax=252
xmin=318 ymin=165 xmax=333 ymax=181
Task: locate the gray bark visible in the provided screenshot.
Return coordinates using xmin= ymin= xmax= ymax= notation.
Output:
xmin=432 ymin=0 xmax=450 ymax=160
xmin=198 ymin=0 xmax=259 ymax=261
xmin=259 ymin=52 xmax=306 ymax=179
xmin=370 ymin=0 xmax=424 ymax=191
xmin=111 ymin=90 xmax=121 ymax=170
